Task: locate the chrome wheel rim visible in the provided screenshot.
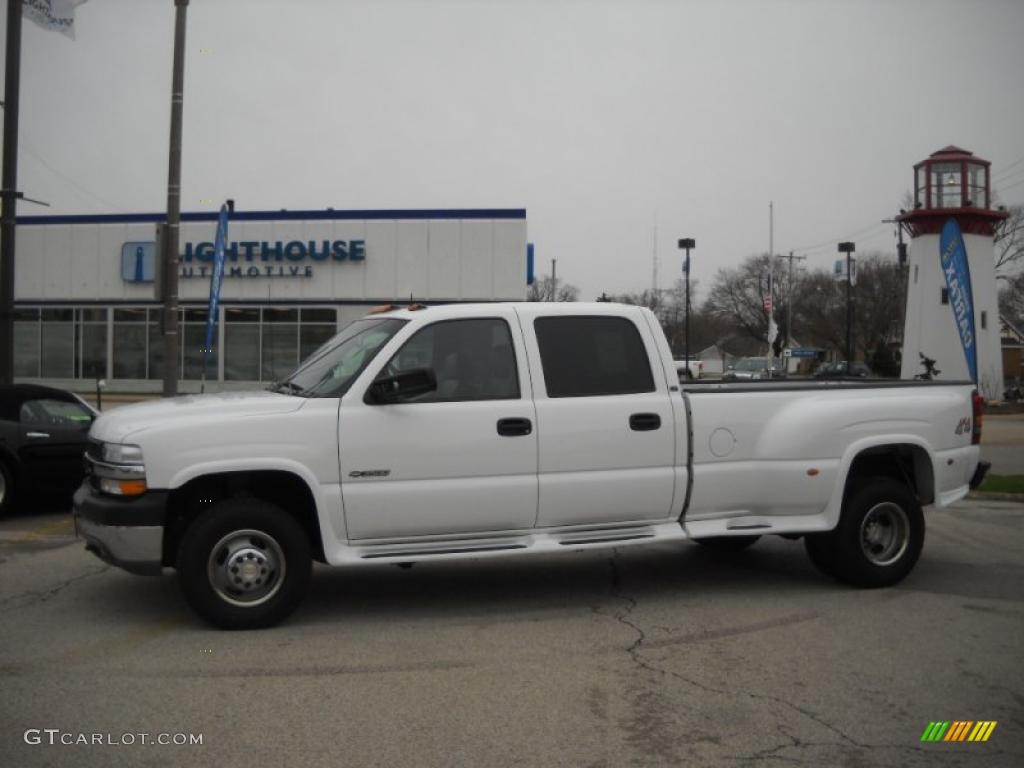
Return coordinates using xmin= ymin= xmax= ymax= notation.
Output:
xmin=207 ymin=529 xmax=286 ymax=607
xmin=859 ymin=502 xmax=909 ymax=567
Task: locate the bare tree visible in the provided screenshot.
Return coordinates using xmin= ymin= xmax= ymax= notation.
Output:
xmin=999 ymin=271 xmax=1024 ymax=330
xmin=527 ymin=274 xmax=579 ymax=302
xmin=994 ymin=204 xmax=1024 ymax=274
xmin=703 ymin=254 xmax=789 ymax=346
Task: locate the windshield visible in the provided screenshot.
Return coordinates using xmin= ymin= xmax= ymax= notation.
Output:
xmin=271 ymin=317 xmax=407 ymax=397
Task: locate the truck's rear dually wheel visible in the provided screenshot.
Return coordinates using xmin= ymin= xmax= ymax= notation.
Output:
xmin=807 ymin=476 xmax=924 ymax=588
xmin=177 ymin=498 xmax=311 ymax=629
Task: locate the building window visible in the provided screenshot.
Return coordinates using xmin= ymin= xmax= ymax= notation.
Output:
xmin=13 ymin=303 xmax=338 ymax=384
xmin=931 ymin=162 xmax=962 ymax=208
xmin=261 ymin=308 xmax=299 ymax=382
xmin=299 ymin=308 xmax=338 ymax=362
xmin=224 ymin=308 xmax=260 ymax=381
xmin=981 ymin=311 xmax=987 ymax=330
xmin=14 ymin=308 xmax=40 ymax=377
xmin=114 ymin=308 xmax=148 ymax=379
xmin=40 ymin=308 xmax=75 ymax=378
xmin=967 ymin=163 xmax=988 ymax=208
xmin=941 ymin=288 xmax=949 ymax=305
xmin=182 ymin=308 xmax=216 ymax=380
xmin=78 ymin=308 xmax=107 ymax=380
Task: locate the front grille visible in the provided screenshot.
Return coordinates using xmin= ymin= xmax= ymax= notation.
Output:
xmin=84 ymin=440 xmax=102 ymax=488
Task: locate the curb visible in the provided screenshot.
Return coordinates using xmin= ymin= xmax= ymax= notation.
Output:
xmin=967 ymin=491 xmax=1024 ymax=502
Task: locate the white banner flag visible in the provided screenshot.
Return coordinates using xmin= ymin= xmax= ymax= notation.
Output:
xmin=23 ymin=0 xmax=88 ymax=40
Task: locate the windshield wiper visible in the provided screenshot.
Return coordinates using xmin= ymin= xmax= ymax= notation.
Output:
xmin=267 ymin=380 xmax=307 ymax=396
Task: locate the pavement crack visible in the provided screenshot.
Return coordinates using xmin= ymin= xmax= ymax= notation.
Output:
xmin=591 ymin=555 xmax=908 ymax=755
xmin=0 ymin=564 xmax=110 ymax=614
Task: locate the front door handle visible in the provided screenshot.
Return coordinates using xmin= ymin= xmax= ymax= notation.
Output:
xmin=497 ymin=417 xmax=532 ymax=437
xmin=26 ymin=431 xmax=50 ymax=439
xmin=629 ymin=413 xmax=661 ymax=431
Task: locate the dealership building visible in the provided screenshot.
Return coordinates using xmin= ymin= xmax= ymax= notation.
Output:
xmin=12 ymin=208 xmax=528 ymax=392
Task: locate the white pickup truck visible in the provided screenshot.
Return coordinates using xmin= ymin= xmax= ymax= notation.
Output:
xmin=74 ymin=302 xmax=989 ymax=628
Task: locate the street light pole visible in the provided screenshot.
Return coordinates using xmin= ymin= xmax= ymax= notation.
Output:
xmin=678 ymin=238 xmax=695 ymax=363
xmin=0 ymin=0 xmax=23 ymax=385
xmin=838 ymin=241 xmax=856 ymax=377
xmin=162 ymin=0 xmax=189 ymax=397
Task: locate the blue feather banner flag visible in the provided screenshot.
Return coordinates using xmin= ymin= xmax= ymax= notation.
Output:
xmin=939 ymin=219 xmax=977 ymax=383
xmin=201 ymin=204 xmax=230 ymax=384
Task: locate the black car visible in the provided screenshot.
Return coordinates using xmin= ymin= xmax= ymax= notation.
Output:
xmin=814 ymin=361 xmax=874 ymax=379
xmin=0 ymin=384 xmax=97 ymax=515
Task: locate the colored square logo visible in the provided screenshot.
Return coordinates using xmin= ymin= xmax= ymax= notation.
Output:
xmin=121 ymin=241 xmax=156 ymax=282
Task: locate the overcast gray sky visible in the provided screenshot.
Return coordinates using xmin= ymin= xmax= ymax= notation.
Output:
xmin=5 ymin=0 xmax=1024 ymax=299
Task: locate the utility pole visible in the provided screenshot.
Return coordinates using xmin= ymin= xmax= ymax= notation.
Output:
xmin=550 ymin=258 xmax=557 ymax=301
xmin=678 ymin=239 xmax=696 ymax=364
xmin=162 ymin=0 xmax=189 ymax=396
xmin=786 ymin=250 xmax=806 ymax=353
xmin=838 ymin=241 xmax=856 ymax=376
xmin=0 ymin=0 xmax=23 ymax=385
xmin=767 ymin=202 xmax=774 ymax=379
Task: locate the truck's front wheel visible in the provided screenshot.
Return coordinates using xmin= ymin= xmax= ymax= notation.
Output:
xmin=826 ymin=477 xmax=924 ymax=588
xmin=177 ymin=498 xmax=312 ymax=629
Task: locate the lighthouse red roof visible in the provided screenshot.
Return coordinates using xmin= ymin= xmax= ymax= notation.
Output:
xmin=929 ymin=145 xmax=983 ymax=162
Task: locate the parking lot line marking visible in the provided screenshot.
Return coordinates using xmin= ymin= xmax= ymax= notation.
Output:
xmin=14 ymin=518 xmax=74 ymax=542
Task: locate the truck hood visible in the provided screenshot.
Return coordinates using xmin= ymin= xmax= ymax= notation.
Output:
xmin=90 ymin=391 xmax=306 ymax=443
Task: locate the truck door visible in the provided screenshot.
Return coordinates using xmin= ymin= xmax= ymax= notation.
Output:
xmin=339 ymin=309 xmax=538 ymax=540
xmin=517 ymin=307 xmax=679 ymax=528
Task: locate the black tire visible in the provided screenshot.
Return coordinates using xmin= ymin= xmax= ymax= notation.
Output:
xmin=829 ymin=476 xmax=924 ymax=588
xmin=804 ymin=532 xmax=839 ymax=578
xmin=0 ymin=460 xmax=14 ymax=517
xmin=694 ymin=535 xmax=761 ymax=551
xmin=177 ymin=497 xmax=312 ymax=629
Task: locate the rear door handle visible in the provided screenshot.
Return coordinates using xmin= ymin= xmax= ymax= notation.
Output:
xmin=26 ymin=431 xmax=50 ymax=439
xmin=497 ymin=417 xmax=532 ymax=437
xmin=629 ymin=413 xmax=661 ymax=431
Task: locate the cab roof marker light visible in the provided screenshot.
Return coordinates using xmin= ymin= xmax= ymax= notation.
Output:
xmin=367 ymin=304 xmax=399 ymax=315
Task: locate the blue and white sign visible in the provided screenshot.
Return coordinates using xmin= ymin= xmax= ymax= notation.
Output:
xmin=939 ymin=219 xmax=977 ymax=383
xmin=832 ymin=257 xmax=857 ymax=286
xmin=202 ymin=204 xmax=230 ymax=378
xmin=121 ymin=242 xmax=155 ymax=282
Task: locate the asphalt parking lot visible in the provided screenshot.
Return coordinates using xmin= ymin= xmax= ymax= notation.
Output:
xmin=1 ymin=497 xmax=1022 ymax=767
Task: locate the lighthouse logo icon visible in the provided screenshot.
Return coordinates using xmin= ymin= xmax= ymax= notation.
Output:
xmin=121 ymin=241 xmax=156 ymax=283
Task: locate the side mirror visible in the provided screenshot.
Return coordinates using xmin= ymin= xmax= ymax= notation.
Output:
xmin=366 ymin=368 xmax=437 ymax=404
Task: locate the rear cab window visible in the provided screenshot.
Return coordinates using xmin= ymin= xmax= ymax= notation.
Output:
xmin=534 ymin=316 xmax=655 ymax=397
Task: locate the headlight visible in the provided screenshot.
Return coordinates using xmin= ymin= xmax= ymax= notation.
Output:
xmin=91 ymin=442 xmax=147 ymax=496
xmin=101 ymin=443 xmax=144 ymax=464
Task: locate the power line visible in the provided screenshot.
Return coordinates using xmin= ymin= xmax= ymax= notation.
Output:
xmin=18 ymin=141 xmax=123 ymax=210
xmin=790 ymin=221 xmax=888 ymax=256
xmin=992 ymin=155 xmax=1024 ymax=181
xmin=996 ymin=176 xmax=1024 ymax=195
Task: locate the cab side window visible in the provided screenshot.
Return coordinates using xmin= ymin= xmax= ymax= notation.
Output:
xmin=382 ymin=318 xmax=520 ymax=402
xmin=534 ymin=316 xmax=655 ymax=397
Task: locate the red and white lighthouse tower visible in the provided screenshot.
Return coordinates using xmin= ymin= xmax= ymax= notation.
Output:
xmin=897 ymin=146 xmax=1008 ymax=400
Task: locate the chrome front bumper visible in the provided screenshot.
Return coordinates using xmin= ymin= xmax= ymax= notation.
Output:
xmin=73 ymin=484 xmax=167 ymax=576
xmin=76 ymin=516 xmax=164 ymax=576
